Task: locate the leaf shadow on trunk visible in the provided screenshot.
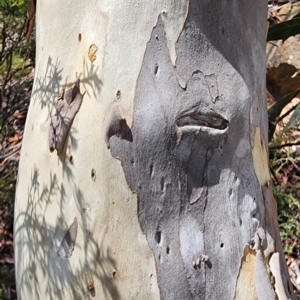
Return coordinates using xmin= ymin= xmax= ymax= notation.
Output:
xmin=15 ymin=166 xmax=120 ymax=299
xmin=14 ymin=57 xmax=120 ymax=299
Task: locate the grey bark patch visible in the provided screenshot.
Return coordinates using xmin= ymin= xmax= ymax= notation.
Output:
xmin=104 ymin=103 xmax=131 ymax=149
xmin=57 ymin=217 xmax=78 ymax=259
xmin=204 ymin=74 xmax=219 ymax=103
xmin=49 ymin=80 xmax=83 ymax=155
xmin=255 ymin=249 xmax=276 ymax=300
xmin=108 ymin=15 xmax=248 ymax=299
xmin=107 ymin=7 xmax=285 ymax=300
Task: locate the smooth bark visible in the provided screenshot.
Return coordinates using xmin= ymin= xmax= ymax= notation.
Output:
xmin=14 ymin=0 xmax=295 ymax=299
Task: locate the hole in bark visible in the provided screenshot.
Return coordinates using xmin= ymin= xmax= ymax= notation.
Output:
xmin=155 ymin=231 xmax=161 ymax=244
xmin=150 ymin=163 xmax=153 ymax=175
xmin=234 ymin=176 xmax=238 ymax=182
xmin=239 ymin=218 xmax=242 ymax=225
xmin=229 ymin=188 xmax=232 ymax=196
xmin=91 ymin=169 xmax=96 ymax=181
xmin=220 ymin=243 xmax=224 ymax=248
xmin=116 ymin=90 xmax=121 ymax=98
xmin=130 ymin=158 xmax=134 ymax=165
xmin=78 ymin=33 xmax=81 ymax=42
xmin=166 ymin=246 xmax=170 ymax=254
xmin=70 ymin=155 xmax=74 ymax=165
xmin=206 ymin=260 xmax=212 ymax=269
xmin=154 ymin=64 xmax=159 ymax=75
xmin=112 ymin=270 xmax=117 ymax=278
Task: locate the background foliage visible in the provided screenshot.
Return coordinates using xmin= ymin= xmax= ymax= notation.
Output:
xmin=267 ymin=2 xmax=300 ymax=266
xmin=0 ymin=0 xmax=34 ymax=298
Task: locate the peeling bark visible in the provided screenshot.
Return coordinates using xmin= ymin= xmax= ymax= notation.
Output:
xmin=49 ymin=80 xmax=83 ymax=155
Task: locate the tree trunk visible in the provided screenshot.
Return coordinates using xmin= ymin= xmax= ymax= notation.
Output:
xmin=14 ymin=1 xmax=296 ymax=299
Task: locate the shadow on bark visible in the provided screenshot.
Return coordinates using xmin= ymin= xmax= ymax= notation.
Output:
xmin=15 ymin=167 xmax=120 ymax=299
xmin=14 ymin=57 xmax=120 ymax=299
xmin=31 ymin=56 xmax=102 ymax=113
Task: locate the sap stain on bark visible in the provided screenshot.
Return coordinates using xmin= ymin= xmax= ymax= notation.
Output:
xmin=88 ymin=44 xmax=97 ymax=62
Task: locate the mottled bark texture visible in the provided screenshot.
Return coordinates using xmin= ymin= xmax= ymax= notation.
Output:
xmin=107 ymin=2 xmax=296 ymax=300
xmin=15 ymin=0 xmax=295 ymax=299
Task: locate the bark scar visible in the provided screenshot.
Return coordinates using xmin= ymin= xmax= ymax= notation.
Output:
xmin=104 ymin=103 xmax=131 ymax=149
xmin=49 ymin=80 xmax=83 ymax=155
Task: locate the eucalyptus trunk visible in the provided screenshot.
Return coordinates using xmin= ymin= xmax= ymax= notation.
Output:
xmin=14 ymin=0 xmax=295 ymax=299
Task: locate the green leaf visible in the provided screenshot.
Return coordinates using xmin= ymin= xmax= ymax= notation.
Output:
xmin=285 ymin=101 xmax=300 ymax=130
xmin=268 ymin=89 xmax=300 ymax=141
xmin=267 ymin=17 xmax=300 ymax=41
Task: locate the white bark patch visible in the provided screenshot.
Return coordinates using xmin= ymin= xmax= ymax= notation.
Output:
xmin=269 ymin=253 xmax=289 ymax=300
xmin=161 ymin=2 xmax=189 ymax=65
xmin=100 ymin=1 xmax=189 ymax=124
xmin=251 ymin=127 xmax=270 ymax=186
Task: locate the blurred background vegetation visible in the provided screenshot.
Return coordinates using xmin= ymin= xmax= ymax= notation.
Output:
xmin=1 ymin=0 xmax=300 ymax=299
xmin=0 ymin=0 xmax=34 ymax=298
